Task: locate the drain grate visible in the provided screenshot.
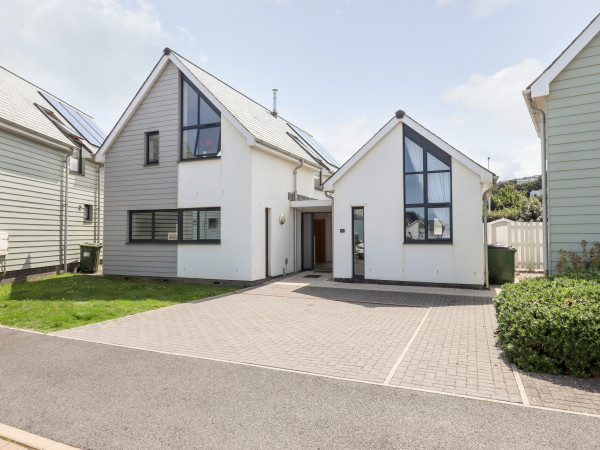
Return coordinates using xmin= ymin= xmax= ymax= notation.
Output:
xmin=304 ymin=274 xmax=322 ymax=278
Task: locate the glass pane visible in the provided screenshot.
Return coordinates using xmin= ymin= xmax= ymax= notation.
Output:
xmin=404 ymin=138 xmax=423 ymax=172
xmin=154 ymin=211 xmax=178 ymax=240
xmin=199 ymin=97 xmax=220 ymax=125
xmin=405 ymin=207 xmax=425 ymax=241
xmin=427 ymin=152 xmax=450 ymax=171
xmin=182 ymin=129 xmax=198 ymax=159
xmin=428 ymin=172 xmax=451 ymax=203
xmin=199 ymin=210 xmax=221 ymax=240
xmin=195 ymin=127 xmax=220 ymax=157
xmin=70 ymin=147 xmax=80 ymax=172
xmin=428 ymin=207 xmax=451 ymax=239
xmin=131 ymin=212 xmax=152 ymax=240
xmin=182 ymin=210 xmax=198 ymax=241
xmin=352 ymin=208 xmax=364 ymax=277
xmin=148 ymin=133 xmax=159 ymax=163
xmin=405 ymin=174 xmax=424 ymax=204
xmin=183 ymin=80 xmax=198 ymax=127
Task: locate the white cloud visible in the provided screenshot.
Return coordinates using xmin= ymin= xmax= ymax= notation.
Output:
xmin=443 ymin=58 xmax=543 ymax=138
xmin=0 ymin=0 xmax=193 ymax=131
xmin=438 ymin=0 xmax=522 ymax=17
xmin=314 ymin=116 xmax=374 ymax=165
xmin=443 ymin=58 xmax=543 ymax=179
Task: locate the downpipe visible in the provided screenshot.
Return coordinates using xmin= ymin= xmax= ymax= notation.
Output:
xmin=64 ymin=151 xmax=71 ymax=274
xmin=524 ymin=90 xmax=549 ymax=274
xmin=482 ymin=177 xmax=498 ymax=290
xmin=292 ymin=159 xmax=304 ymax=274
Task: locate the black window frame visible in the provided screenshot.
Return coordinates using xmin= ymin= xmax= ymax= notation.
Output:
xmin=69 ymin=145 xmax=83 ymax=175
xmin=145 ymin=131 xmax=159 ymax=165
xmin=128 ymin=208 xmax=221 ymax=244
xmin=180 ymin=74 xmax=222 ymax=162
xmin=83 ymin=204 xmax=93 ymax=222
xmin=403 ymin=124 xmax=453 ymax=244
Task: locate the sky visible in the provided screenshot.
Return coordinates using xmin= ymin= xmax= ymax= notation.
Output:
xmin=1 ymin=0 xmax=599 ymax=180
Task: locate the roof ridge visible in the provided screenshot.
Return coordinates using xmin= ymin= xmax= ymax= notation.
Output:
xmin=0 ymin=66 xmax=95 ymax=119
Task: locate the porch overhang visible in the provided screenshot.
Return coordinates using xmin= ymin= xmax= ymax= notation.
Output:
xmin=290 ymin=199 xmax=332 ymax=212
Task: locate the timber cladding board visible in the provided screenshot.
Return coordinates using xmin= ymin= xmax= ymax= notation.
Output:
xmin=103 ymin=61 xmax=179 ymax=277
xmin=0 ymin=128 xmax=103 ymax=273
xmin=546 ymin=31 xmax=600 ymax=271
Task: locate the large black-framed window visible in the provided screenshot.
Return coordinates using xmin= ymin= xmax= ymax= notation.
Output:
xmin=129 ymin=208 xmax=221 ymax=244
xmin=145 ymin=131 xmax=159 ymax=165
xmin=69 ymin=145 xmax=83 ymax=174
xmin=180 ymin=75 xmax=221 ymax=161
xmin=403 ymin=125 xmax=452 ymax=243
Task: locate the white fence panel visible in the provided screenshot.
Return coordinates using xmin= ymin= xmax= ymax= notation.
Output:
xmin=487 ymin=219 xmax=543 ymax=270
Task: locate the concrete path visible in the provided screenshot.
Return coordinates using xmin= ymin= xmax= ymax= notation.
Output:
xmin=1 ymin=327 xmax=599 ymax=449
xmin=52 ymin=272 xmax=600 ymax=415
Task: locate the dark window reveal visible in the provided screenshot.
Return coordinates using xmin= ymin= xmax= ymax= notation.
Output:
xmin=180 ymin=76 xmax=221 ymax=160
xmin=129 ymin=208 xmax=221 ymax=243
xmin=146 ymin=131 xmax=159 ymax=164
xmin=70 ymin=146 xmax=82 ymax=174
xmin=83 ymin=204 xmax=93 ymax=221
xmin=403 ymin=125 xmax=452 ymax=243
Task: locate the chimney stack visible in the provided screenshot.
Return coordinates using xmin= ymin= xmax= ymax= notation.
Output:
xmin=272 ymin=89 xmax=278 ymax=118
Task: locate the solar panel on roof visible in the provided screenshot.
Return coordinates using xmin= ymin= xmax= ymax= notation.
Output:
xmin=39 ymin=92 xmax=105 ymax=147
xmin=288 ymin=123 xmax=341 ymax=167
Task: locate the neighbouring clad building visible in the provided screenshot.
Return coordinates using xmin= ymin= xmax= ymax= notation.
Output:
xmin=524 ymin=12 xmax=600 ymax=273
xmin=0 ymin=67 xmax=105 ymax=281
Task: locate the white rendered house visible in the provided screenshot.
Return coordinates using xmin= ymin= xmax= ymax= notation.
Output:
xmin=323 ymin=111 xmax=495 ymax=287
xmin=96 ymin=49 xmax=338 ymax=283
xmin=97 ymin=49 xmax=495 ymax=287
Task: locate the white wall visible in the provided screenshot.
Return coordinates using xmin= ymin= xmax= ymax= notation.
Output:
xmin=250 ymin=148 xmax=325 ymax=280
xmin=331 ymin=123 xmax=485 ymax=286
xmin=177 ymin=115 xmax=252 ymax=280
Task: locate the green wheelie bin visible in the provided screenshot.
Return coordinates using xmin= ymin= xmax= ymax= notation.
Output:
xmin=79 ymin=243 xmax=103 ymax=273
xmin=488 ymin=244 xmax=517 ymax=284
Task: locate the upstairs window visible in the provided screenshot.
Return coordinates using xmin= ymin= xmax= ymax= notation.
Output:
xmin=403 ymin=125 xmax=452 ymax=243
xmin=181 ymin=76 xmax=221 ymax=160
xmin=70 ymin=146 xmax=82 ymax=174
xmin=146 ymin=131 xmax=159 ymax=165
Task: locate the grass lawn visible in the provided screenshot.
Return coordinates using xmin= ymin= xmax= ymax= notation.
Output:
xmin=0 ymin=274 xmax=239 ymax=333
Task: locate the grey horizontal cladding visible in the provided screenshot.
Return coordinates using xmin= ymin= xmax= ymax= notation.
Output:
xmin=550 ymin=223 xmax=600 ymax=234
xmin=546 ymin=91 xmax=600 ymax=110
xmin=548 ymin=109 xmax=600 ymax=127
xmin=547 ymin=119 xmax=600 ymax=137
xmin=547 ymin=166 xmax=600 ymax=181
xmin=0 ymin=128 xmax=102 ymax=273
xmin=551 ymin=213 xmax=600 ymax=225
xmin=549 ymin=205 xmax=600 ymax=216
xmin=547 ymin=101 xmax=600 ymax=120
xmin=547 ymin=157 xmax=600 ymax=172
xmin=546 ymin=140 xmax=600 ymax=156
xmin=549 ymin=81 xmax=600 ymax=100
xmin=548 ymin=185 xmax=600 ymax=199
xmin=547 ymin=130 xmax=600 ymax=145
xmin=103 ymin=60 xmax=179 ymax=278
xmin=550 ymin=70 xmax=600 ymax=92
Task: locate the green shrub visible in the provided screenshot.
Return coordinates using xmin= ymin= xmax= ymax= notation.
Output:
xmin=494 ymin=272 xmax=600 ymax=378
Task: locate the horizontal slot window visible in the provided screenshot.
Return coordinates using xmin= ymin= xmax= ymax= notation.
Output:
xmin=129 ymin=208 xmax=221 ymax=244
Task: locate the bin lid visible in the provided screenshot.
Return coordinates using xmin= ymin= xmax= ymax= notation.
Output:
xmin=80 ymin=243 xmax=103 ymax=248
xmin=488 ymin=244 xmax=516 ymax=251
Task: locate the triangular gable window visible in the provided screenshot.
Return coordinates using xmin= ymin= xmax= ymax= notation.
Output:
xmin=180 ymin=75 xmax=221 ymax=160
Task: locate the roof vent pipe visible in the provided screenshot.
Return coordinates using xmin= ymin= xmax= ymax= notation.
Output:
xmin=272 ymin=89 xmax=278 ymax=118
xmin=395 ymin=110 xmax=405 ymax=119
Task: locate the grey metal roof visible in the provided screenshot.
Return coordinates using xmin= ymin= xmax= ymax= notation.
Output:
xmin=0 ymin=66 xmax=102 ymax=152
xmin=171 ymin=51 xmax=338 ymax=169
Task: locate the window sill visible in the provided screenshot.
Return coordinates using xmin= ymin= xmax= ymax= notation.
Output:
xmin=127 ymin=240 xmax=221 ymax=245
xmin=144 ymin=162 xmax=159 ymax=167
xmin=179 ymin=155 xmax=221 ymax=163
xmin=69 ymin=171 xmax=83 ymax=176
xmin=83 ymin=219 xmax=93 ymax=223
xmin=404 ymin=240 xmax=453 ymax=245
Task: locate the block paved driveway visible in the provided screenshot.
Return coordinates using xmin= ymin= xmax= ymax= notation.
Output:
xmin=53 ymin=273 xmax=600 ymax=416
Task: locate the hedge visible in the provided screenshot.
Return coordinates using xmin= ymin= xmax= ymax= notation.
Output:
xmin=494 ymin=272 xmax=600 ymax=378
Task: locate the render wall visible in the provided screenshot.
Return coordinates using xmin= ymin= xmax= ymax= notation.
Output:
xmin=546 ymin=31 xmax=600 ymax=273
xmin=249 ymin=149 xmax=324 ymax=281
xmin=0 ymin=128 xmax=103 ymax=275
xmin=331 ymin=123 xmax=485 ymax=286
xmin=103 ymin=61 xmax=179 ymax=277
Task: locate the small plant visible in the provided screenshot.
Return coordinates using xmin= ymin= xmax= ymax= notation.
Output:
xmin=556 ymin=240 xmax=600 ymax=273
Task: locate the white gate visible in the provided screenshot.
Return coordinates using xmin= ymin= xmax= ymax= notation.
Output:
xmin=487 ymin=219 xmax=543 ymax=271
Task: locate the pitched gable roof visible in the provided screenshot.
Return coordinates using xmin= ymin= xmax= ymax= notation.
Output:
xmin=323 ymin=112 xmax=494 ymax=191
xmin=528 ymin=13 xmax=600 ymax=98
xmin=0 ymin=66 xmax=104 ymax=154
xmin=96 ymin=49 xmax=337 ymax=170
